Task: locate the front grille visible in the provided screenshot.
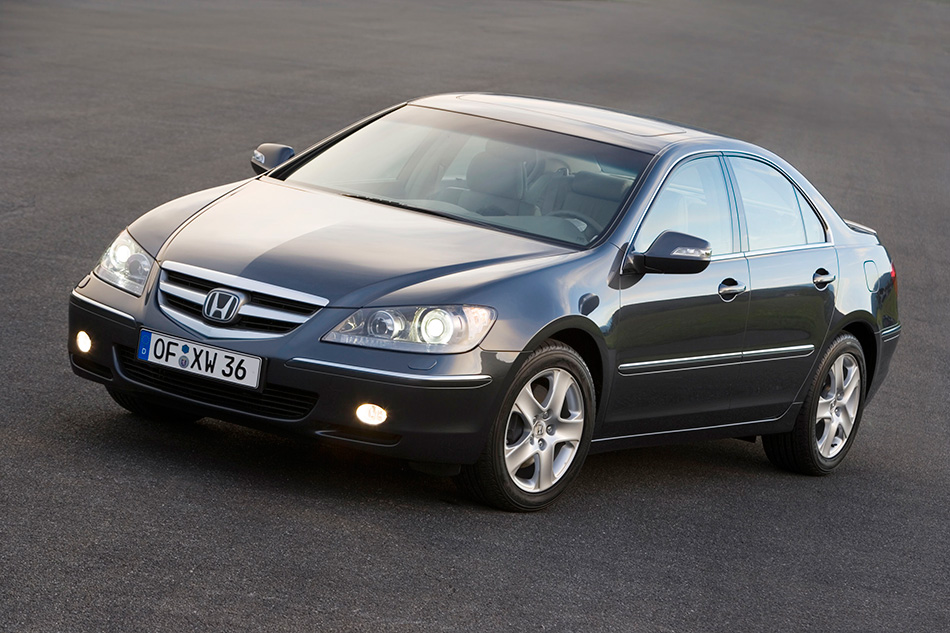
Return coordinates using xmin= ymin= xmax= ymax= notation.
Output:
xmin=117 ymin=347 xmax=318 ymax=420
xmin=164 ymin=270 xmax=318 ymax=316
xmin=248 ymin=293 xmax=316 ymax=316
xmin=164 ymin=292 xmax=203 ymax=318
xmin=237 ymin=315 xmax=300 ymax=333
xmin=157 ymin=264 xmax=325 ymax=337
xmin=164 ymin=269 xmax=216 ymax=293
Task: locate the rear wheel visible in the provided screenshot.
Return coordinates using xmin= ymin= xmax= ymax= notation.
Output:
xmin=457 ymin=341 xmax=595 ymax=511
xmin=107 ymin=387 xmax=202 ymax=424
xmin=763 ymin=333 xmax=866 ymax=475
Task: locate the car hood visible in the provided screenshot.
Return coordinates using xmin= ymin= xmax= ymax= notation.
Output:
xmin=158 ymin=179 xmax=569 ymax=307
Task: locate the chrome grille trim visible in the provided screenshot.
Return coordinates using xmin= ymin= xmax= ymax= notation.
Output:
xmin=157 ymin=261 xmax=326 ymax=338
xmin=158 ymin=281 xmax=205 ymax=304
xmin=162 ymin=261 xmax=329 ymax=307
xmin=240 ymin=304 xmax=309 ymax=323
xmin=154 ymin=308 xmax=285 ymax=340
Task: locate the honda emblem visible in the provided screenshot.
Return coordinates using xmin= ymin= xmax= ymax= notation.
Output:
xmin=203 ymin=289 xmax=244 ymax=324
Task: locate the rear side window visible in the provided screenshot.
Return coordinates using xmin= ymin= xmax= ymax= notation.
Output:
xmin=634 ymin=156 xmax=735 ymax=256
xmin=728 ymin=157 xmax=824 ymax=251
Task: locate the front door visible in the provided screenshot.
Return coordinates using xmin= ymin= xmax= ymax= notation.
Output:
xmin=605 ymin=155 xmax=750 ymax=437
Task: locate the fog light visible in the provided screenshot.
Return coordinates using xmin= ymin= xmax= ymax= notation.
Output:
xmin=76 ymin=331 xmax=92 ymax=353
xmin=356 ymin=403 xmax=387 ymax=426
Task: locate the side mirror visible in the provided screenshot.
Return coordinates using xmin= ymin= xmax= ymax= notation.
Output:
xmin=251 ymin=143 xmax=295 ymax=175
xmin=623 ymin=231 xmax=712 ymax=275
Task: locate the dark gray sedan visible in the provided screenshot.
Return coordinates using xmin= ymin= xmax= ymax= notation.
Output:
xmin=68 ymin=94 xmax=900 ymax=510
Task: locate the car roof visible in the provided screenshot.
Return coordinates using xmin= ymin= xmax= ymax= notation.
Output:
xmin=409 ymin=93 xmax=720 ymax=154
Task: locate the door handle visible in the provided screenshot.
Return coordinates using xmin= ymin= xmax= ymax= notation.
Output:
xmin=718 ymin=278 xmax=747 ymax=302
xmin=813 ymin=269 xmax=836 ymax=290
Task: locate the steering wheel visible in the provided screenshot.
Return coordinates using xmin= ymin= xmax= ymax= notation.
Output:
xmin=548 ymin=210 xmax=605 ymax=235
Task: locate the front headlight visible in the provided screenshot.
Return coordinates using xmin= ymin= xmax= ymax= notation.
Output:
xmin=323 ymin=305 xmax=496 ymax=354
xmin=93 ymin=230 xmax=154 ymax=296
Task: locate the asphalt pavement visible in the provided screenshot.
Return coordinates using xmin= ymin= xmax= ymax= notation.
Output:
xmin=2 ymin=1 xmax=948 ymax=631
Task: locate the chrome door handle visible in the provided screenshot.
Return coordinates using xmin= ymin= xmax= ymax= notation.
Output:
xmin=718 ymin=279 xmax=747 ymax=301
xmin=813 ymin=269 xmax=836 ymax=290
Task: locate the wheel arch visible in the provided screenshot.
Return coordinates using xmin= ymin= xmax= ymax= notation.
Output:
xmin=521 ymin=317 xmax=608 ymax=419
xmin=837 ymin=317 xmax=878 ymax=390
xmin=547 ymin=329 xmax=605 ymax=408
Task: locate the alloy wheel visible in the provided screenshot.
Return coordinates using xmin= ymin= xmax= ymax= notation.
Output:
xmin=504 ymin=367 xmax=585 ymax=493
xmin=815 ymin=353 xmax=861 ymax=459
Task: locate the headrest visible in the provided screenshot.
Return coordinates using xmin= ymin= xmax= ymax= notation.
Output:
xmin=466 ymin=152 xmax=525 ymax=199
xmin=486 ymin=140 xmax=537 ymax=173
xmin=571 ymin=171 xmax=633 ymax=201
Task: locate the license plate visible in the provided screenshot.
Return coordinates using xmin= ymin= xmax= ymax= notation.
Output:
xmin=137 ymin=330 xmax=262 ymax=389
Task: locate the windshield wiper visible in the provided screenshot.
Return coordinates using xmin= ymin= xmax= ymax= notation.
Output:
xmin=341 ymin=193 xmax=457 ymax=220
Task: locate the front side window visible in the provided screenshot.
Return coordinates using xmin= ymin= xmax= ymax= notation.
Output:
xmin=728 ymin=157 xmax=825 ymax=251
xmin=633 ymin=156 xmax=735 ymax=256
xmin=281 ymin=106 xmax=653 ymax=247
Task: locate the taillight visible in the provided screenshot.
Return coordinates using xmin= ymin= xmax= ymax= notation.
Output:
xmin=891 ymin=262 xmax=897 ymax=295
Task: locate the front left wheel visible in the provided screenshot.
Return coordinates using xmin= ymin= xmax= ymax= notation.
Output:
xmin=457 ymin=341 xmax=596 ymax=511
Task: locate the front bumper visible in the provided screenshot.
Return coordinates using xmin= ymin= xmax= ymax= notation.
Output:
xmin=68 ymin=278 xmax=514 ymax=465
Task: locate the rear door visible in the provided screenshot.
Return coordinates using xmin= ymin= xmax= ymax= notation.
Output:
xmin=725 ymin=155 xmax=838 ymax=422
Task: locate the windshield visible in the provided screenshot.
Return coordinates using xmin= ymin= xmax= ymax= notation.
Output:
xmin=281 ymin=106 xmax=653 ymax=247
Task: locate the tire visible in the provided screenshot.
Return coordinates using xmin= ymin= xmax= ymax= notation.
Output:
xmin=106 ymin=387 xmax=202 ymax=424
xmin=763 ymin=333 xmax=866 ymax=475
xmin=457 ymin=340 xmax=596 ymax=511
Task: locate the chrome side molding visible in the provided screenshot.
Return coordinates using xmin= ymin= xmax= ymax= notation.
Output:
xmin=618 ymin=344 xmax=815 ymax=375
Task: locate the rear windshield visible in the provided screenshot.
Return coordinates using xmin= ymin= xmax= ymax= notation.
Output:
xmin=281 ymin=106 xmax=653 ymax=247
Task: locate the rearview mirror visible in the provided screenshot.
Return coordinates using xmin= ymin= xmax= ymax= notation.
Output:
xmin=623 ymin=231 xmax=712 ymax=275
xmin=251 ymin=143 xmax=295 ymax=175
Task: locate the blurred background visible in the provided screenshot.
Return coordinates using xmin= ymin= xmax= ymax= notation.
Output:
xmin=2 ymin=1 xmax=948 ymax=631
